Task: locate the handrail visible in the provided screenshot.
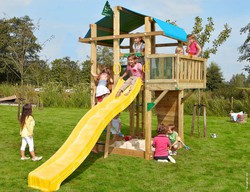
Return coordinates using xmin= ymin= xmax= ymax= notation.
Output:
xmin=145 ymin=54 xmax=206 ymax=89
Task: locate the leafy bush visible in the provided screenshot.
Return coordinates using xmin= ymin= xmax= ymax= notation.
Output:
xmin=0 ymin=83 xmax=90 ymax=108
xmin=0 ymin=83 xmax=249 ymax=115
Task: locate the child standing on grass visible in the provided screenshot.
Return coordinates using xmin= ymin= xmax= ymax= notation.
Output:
xmin=116 ymin=55 xmax=144 ymax=97
xmin=91 ymin=67 xmax=113 ymax=103
xmin=20 ymin=103 xmax=42 ymax=161
xmin=186 ymin=34 xmax=202 ymax=57
xmin=110 ymin=113 xmax=122 ymax=143
xmin=167 ymin=124 xmax=179 ymax=156
xmin=152 ymin=124 xmax=176 ymax=163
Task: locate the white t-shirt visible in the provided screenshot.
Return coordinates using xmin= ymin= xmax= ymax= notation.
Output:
xmin=111 ymin=118 xmax=121 ymax=134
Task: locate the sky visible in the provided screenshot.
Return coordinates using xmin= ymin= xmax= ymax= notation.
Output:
xmin=0 ymin=0 xmax=249 ymax=81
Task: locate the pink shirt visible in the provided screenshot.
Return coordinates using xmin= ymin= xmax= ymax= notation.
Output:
xmin=152 ymin=134 xmax=170 ymax=157
xmin=127 ymin=63 xmax=143 ymax=78
xmin=188 ymin=41 xmax=198 ymax=55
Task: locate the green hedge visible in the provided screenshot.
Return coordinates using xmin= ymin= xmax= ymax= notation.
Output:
xmin=0 ymin=84 xmax=249 ymax=116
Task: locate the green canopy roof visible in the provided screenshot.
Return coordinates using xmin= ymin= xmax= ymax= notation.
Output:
xmin=83 ymin=6 xmax=187 ymax=46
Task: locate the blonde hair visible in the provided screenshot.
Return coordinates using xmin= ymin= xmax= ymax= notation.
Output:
xmin=175 ymin=46 xmax=184 ymax=54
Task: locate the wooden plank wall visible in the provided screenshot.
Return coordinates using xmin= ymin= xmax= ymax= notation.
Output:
xmin=155 ymin=91 xmax=179 ymax=131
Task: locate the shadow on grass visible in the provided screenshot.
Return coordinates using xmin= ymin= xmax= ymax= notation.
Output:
xmin=61 ymin=152 xmax=104 ymax=186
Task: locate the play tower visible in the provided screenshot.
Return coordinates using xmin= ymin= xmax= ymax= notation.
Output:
xmin=27 ymin=6 xmax=207 ymax=192
xmin=79 ymin=6 xmax=206 ymax=160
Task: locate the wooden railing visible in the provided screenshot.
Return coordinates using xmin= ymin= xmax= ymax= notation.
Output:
xmin=146 ymin=54 xmax=206 ymax=90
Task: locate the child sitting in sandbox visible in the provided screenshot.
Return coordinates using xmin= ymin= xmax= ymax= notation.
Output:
xmin=152 ymin=124 xmax=176 ymax=163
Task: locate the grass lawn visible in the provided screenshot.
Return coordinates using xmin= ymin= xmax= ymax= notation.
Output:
xmin=0 ymin=105 xmax=249 ymax=192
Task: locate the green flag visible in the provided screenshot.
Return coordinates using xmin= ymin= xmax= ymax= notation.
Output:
xmin=102 ymin=1 xmax=113 ymax=17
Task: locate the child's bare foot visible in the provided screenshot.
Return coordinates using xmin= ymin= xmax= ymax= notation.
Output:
xmin=116 ymin=90 xmax=122 ymax=97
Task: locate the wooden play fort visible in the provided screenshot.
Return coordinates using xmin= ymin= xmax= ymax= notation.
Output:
xmin=79 ymin=6 xmax=206 ymax=160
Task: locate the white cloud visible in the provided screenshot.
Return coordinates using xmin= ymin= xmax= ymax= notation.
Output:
xmin=0 ymin=0 xmax=32 ymax=18
xmin=130 ymin=0 xmax=203 ymax=21
xmin=0 ymin=0 xmax=32 ymax=9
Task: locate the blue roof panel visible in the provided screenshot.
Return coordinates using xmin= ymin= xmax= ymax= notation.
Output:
xmin=153 ymin=18 xmax=187 ymax=42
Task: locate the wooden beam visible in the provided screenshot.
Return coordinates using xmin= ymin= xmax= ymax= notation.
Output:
xmin=155 ymin=43 xmax=179 ymax=47
xmin=181 ymin=89 xmax=195 ymax=103
xmin=147 ymin=90 xmax=168 ymax=111
xmin=120 ymin=42 xmax=179 ymax=49
xmin=78 ymin=31 xmax=165 ymax=43
xmin=154 ymin=90 xmax=168 ymax=107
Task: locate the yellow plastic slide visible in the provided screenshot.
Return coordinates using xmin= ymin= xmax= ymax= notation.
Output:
xmin=28 ymin=78 xmax=142 ymax=191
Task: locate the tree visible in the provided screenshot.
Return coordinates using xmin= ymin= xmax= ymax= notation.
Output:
xmin=81 ymin=59 xmax=91 ymax=84
xmin=0 ymin=16 xmax=42 ymax=83
xmin=206 ymin=62 xmax=224 ymax=91
xmin=191 ymin=16 xmax=232 ymax=59
xmin=27 ymin=59 xmax=50 ymax=86
xmin=238 ymin=23 xmax=250 ymax=74
xmin=229 ymin=73 xmax=247 ymax=88
xmin=0 ymin=16 xmax=42 ymax=86
xmin=0 ymin=15 xmax=42 ymax=119
xmin=97 ymin=46 xmax=113 ymax=66
xmin=50 ymin=57 xmax=81 ymax=87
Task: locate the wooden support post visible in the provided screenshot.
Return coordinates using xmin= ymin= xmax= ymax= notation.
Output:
xmin=144 ymin=16 xmax=153 ymax=160
xmin=141 ymin=89 xmax=145 ymax=138
xmin=113 ymin=6 xmax=120 ymax=85
xmin=90 ymin=24 xmax=97 ymax=107
xmin=136 ymin=93 xmax=140 ymax=136
xmin=129 ymin=101 xmax=135 ymax=136
xmin=144 ymin=89 xmax=152 ymax=160
xmin=178 ymin=90 xmax=184 ymax=141
xmin=198 ymin=104 xmax=201 ymax=138
xmin=17 ymin=98 xmax=25 ymax=121
xmin=191 ymin=104 xmax=196 ymax=137
xmin=191 ymin=104 xmax=207 ymax=138
xmin=104 ymin=123 xmax=111 ymax=158
xmin=203 ymin=105 xmax=207 ymax=138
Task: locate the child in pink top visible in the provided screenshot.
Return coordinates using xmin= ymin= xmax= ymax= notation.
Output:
xmin=186 ymin=34 xmax=202 ymax=57
xmin=116 ymin=55 xmax=144 ymax=97
xmin=152 ymin=124 xmax=176 ymax=163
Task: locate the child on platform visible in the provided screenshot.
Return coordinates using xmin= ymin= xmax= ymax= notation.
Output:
xmin=20 ymin=103 xmax=42 ymax=161
xmin=167 ymin=124 xmax=179 ymax=155
xmin=91 ymin=67 xmax=113 ymax=103
xmin=133 ymin=36 xmax=145 ymax=65
xmin=186 ymin=34 xmax=202 ymax=57
xmin=116 ymin=55 xmax=143 ymax=97
xmin=152 ymin=124 xmax=176 ymax=163
xmin=175 ymin=46 xmax=184 ymax=55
